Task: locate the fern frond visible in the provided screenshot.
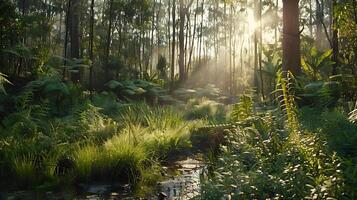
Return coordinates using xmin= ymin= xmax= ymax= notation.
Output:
xmin=349 ymin=102 xmax=357 ymax=123
xmin=0 ymin=72 xmax=11 ymax=94
xmin=274 ymin=71 xmax=299 ymax=134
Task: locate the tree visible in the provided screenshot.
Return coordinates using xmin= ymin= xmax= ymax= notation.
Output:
xmin=331 ymin=0 xmax=339 ymax=75
xmin=89 ymin=0 xmax=95 ymax=100
xmin=171 ymin=0 xmax=176 ymax=83
xmin=282 ymin=0 xmax=301 ymax=75
xmin=178 ymin=0 xmax=194 ymax=83
xmin=105 ymin=0 xmax=114 ymax=81
xmin=70 ymin=0 xmax=81 ymax=60
xmin=68 ymin=0 xmax=81 ymax=82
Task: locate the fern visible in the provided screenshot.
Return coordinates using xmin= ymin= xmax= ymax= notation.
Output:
xmin=349 ymin=101 xmax=357 ymax=123
xmin=274 ymin=71 xmax=299 ymax=134
xmin=0 ymin=72 xmax=11 ymax=94
xmin=231 ymin=92 xmax=254 ymax=122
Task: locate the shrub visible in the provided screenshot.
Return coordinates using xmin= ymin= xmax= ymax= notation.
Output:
xmin=185 ymin=98 xmax=227 ymax=122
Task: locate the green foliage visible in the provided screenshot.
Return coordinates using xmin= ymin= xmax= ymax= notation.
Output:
xmin=0 ymin=72 xmax=11 ymax=94
xmin=184 ymin=98 xmax=228 ymax=123
xmin=231 ymin=93 xmax=254 ymax=121
xmin=105 ymin=79 xmax=168 ymax=103
xmin=119 ymin=103 xmax=184 ymax=130
xmin=174 ymin=84 xmax=224 ymax=102
xmin=299 ymin=107 xmax=357 ymax=198
xmin=11 ymin=154 xmax=37 ymax=185
xmin=330 ymin=74 xmax=357 ymax=102
xmin=141 ymin=126 xmax=192 ymax=159
xmin=2 ymin=92 xmax=49 ymax=136
xmin=201 ymin=107 xmax=345 ymax=199
xmin=301 ymin=47 xmax=334 ymax=81
xmin=275 ymin=71 xmax=299 ymax=133
xmin=26 ymin=76 xmax=69 ymax=97
xmin=349 ymin=102 xmax=357 ymax=123
xmin=301 ymin=81 xmax=341 ymax=108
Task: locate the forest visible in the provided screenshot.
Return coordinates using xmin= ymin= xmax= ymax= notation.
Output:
xmin=0 ymin=0 xmax=357 ymax=199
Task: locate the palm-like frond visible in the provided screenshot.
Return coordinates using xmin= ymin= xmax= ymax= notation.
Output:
xmin=0 ymin=72 xmax=12 ymax=94
xmin=349 ymin=102 xmax=357 ymax=123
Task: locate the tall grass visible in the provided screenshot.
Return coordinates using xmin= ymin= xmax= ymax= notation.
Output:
xmin=11 ymin=154 xmax=37 ymax=185
xmin=2 ymin=94 xmax=207 ymax=192
xmin=119 ymin=103 xmax=184 ymax=130
xmin=184 ymin=97 xmax=228 ymax=122
xmin=74 ymin=144 xmax=100 ymax=180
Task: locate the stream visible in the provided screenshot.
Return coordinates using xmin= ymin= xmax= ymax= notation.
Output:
xmin=1 ymin=157 xmax=207 ymax=200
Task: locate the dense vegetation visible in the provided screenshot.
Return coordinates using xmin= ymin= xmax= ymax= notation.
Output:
xmin=0 ymin=0 xmax=357 ymax=199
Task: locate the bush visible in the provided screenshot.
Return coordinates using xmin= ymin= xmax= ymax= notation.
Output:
xmin=184 ymin=98 xmax=228 ymax=123
xmin=200 ymin=103 xmax=346 ymax=199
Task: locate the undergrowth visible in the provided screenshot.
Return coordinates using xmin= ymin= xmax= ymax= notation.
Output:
xmin=200 ymin=74 xmax=355 ymax=199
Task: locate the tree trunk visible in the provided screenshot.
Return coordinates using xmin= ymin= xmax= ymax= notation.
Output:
xmin=171 ymin=0 xmax=176 ymax=83
xmin=63 ymin=0 xmax=71 ymax=80
xmin=105 ymin=0 xmax=114 ymax=81
xmin=331 ymin=0 xmax=339 ymax=75
xmin=150 ymin=1 xmax=156 ymax=75
xmin=157 ymin=0 xmax=162 ymax=70
xmin=282 ymin=0 xmax=301 ymax=75
xmin=258 ymin=0 xmax=265 ymax=100
xmin=179 ymin=0 xmax=186 ymax=83
xmin=309 ymin=0 xmax=313 ymax=37
xmin=187 ymin=0 xmax=199 ymax=74
xmin=254 ymin=1 xmax=259 ymax=91
xmin=198 ymin=0 xmax=204 ymax=64
xmin=316 ymin=0 xmax=324 ymax=49
xmin=70 ymin=0 xmax=80 ymax=59
xmin=89 ymin=0 xmax=94 ymax=100
xmin=70 ymin=0 xmax=81 ymax=82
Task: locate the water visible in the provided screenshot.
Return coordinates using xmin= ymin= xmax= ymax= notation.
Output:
xmin=1 ymin=158 xmax=207 ymax=200
xmin=157 ymin=158 xmax=206 ymax=200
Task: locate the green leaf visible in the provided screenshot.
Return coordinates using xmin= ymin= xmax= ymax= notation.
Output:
xmin=316 ymin=49 xmax=333 ymax=68
xmin=105 ymin=80 xmax=123 ymax=89
xmin=301 ymin=58 xmax=314 ymax=75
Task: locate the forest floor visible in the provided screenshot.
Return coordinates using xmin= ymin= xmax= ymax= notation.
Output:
xmin=2 ymin=133 xmax=219 ymax=200
xmin=1 ymin=81 xmax=356 ymax=199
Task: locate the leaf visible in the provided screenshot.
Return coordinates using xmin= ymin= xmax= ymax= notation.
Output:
xmin=301 ymin=58 xmax=314 ymax=75
xmin=43 ymin=81 xmax=69 ymax=95
xmin=316 ymin=49 xmax=333 ymax=68
xmin=310 ymin=46 xmax=318 ymax=57
xmin=105 ymin=80 xmax=123 ymax=90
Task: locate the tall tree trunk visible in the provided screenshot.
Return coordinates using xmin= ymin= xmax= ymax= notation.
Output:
xmin=70 ymin=0 xmax=80 ymax=59
xmin=157 ymin=0 xmax=162 ymax=70
xmin=105 ymin=0 xmax=114 ymax=81
xmin=70 ymin=0 xmax=81 ymax=82
xmin=63 ymin=0 xmax=71 ymax=80
xmin=89 ymin=0 xmax=94 ymax=100
xmin=171 ymin=0 xmax=176 ymax=83
xmin=275 ymin=0 xmax=279 ymax=45
xmin=187 ymin=0 xmax=199 ymax=74
xmin=316 ymin=0 xmax=324 ymax=49
xmin=258 ymin=0 xmax=265 ymax=100
xmin=185 ymin=15 xmax=190 ymax=69
xmin=167 ymin=0 xmax=171 ymax=67
xmin=331 ymin=0 xmax=339 ymax=75
xmin=254 ymin=1 xmax=259 ymax=92
xmin=309 ymin=0 xmax=313 ymax=37
xmin=179 ymin=0 xmax=186 ymax=83
xmin=282 ymin=0 xmax=301 ymax=75
xmin=150 ymin=0 xmax=156 ymax=75
xmin=229 ymin=4 xmax=233 ymax=94
xmin=198 ymin=0 xmax=204 ymax=64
